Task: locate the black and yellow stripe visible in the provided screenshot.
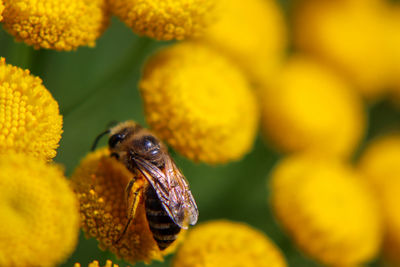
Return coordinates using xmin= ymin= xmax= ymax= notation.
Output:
xmin=145 ymin=186 xmax=181 ymax=250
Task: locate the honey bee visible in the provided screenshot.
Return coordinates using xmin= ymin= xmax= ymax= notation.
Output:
xmin=92 ymin=121 xmax=198 ymax=250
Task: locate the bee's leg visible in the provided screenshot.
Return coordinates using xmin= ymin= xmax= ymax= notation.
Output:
xmin=114 ymin=177 xmax=144 ymax=244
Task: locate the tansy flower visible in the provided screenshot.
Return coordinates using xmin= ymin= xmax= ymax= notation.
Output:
xmin=269 ymin=154 xmax=382 ymax=266
xmin=198 ymin=0 xmax=287 ymax=85
xmin=260 ymin=56 xmax=365 ymax=158
xmin=74 ymin=259 xmax=128 ymax=267
xmin=2 ymin=0 xmax=109 ymax=50
xmin=358 ymin=135 xmax=400 ymax=263
xmin=107 ymin=0 xmax=215 ymax=41
xmin=140 ymin=42 xmax=259 ymax=164
xmin=172 ymin=220 xmax=287 ymax=267
xmin=293 ymin=0 xmax=390 ymax=99
xmin=0 ymin=58 xmax=62 ymax=161
xmin=0 ymin=153 xmax=80 ymax=267
xmin=0 ymin=0 xmax=4 ymax=21
xmin=71 ymin=148 xmax=183 ymax=265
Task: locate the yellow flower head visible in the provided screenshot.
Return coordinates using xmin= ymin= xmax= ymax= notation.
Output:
xmin=0 ymin=58 xmax=62 ymax=161
xmin=294 ymin=0 xmax=390 ymax=98
xmin=269 ymin=154 xmax=382 ymax=266
xmin=71 ymin=148 xmax=182 ymax=265
xmin=2 ymin=0 xmax=109 ymax=50
xmin=74 ymin=259 xmax=128 ymax=267
xmin=173 ymin=220 xmax=287 ymax=267
xmin=199 ymin=0 xmax=287 ymax=85
xmin=260 ymin=56 xmax=365 ymax=158
xmin=0 ymin=153 xmax=80 ymax=266
xmin=108 ymin=0 xmax=215 ymax=40
xmin=0 ymin=0 xmax=4 ymax=21
xmin=358 ymin=135 xmax=400 ymax=263
xmin=140 ymin=42 xmax=259 ymax=164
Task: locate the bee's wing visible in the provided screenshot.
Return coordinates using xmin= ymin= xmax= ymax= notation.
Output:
xmin=164 ymin=156 xmax=198 ymax=228
xmin=133 ymin=156 xmax=198 ymax=229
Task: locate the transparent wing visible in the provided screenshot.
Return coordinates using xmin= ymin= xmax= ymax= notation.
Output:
xmin=133 ymin=156 xmax=198 ymax=229
xmin=164 ymin=156 xmax=198 ymax=228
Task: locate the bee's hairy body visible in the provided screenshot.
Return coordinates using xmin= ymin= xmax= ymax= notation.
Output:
xmin=104 ymin=121 xmax=198 ymax=251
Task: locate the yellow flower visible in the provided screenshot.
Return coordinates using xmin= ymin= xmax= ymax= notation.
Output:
xmin=0 ymin=0 xmax=4 ymax=21
xmin=140 ymin=42 xmax=259 ymax=164
xmin=74 ymin=259 xmax=128 ymax=267
xmin=0 ymin=153 xmax=80 ymax=267
xmin=108 ymin=0 xmax=215 ymax=40
xmin=0 ymin=58 xmax=62 ymax=161
xmin=260 ymin=56 xmax=365 ymax=158
xmin=71 ymin=148 xmax=182 ymax=265
xmin=198 ymin=0 xmax=287 ymax=85
xmin=269 ymin=154 xmax=382 ymax=266
xmin=2 ymin=0 xmax=109 ymax=50
xmin=358 ymin=135 xmax=400 ymax=263
xmin=172 ymin=220 xmax=287 ymax=267
xmin=293 ymin=0 xmax=390 ymax=99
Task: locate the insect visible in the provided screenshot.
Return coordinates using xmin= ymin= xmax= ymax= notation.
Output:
xmin=92 ymin=121 xmax=198 ymax=250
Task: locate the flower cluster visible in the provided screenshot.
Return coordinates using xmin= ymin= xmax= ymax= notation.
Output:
xmin=358 ymin=135 xmax=400 ymax=263
xmin=2 ymin=0 xmax=400 ymax=265
xmin=0 ymin=60 xmax=79 ymax=266
xmin=260 ymin=56 xmax=365 ymax=158
xmin=0 ymin=58 xmax=62 ymax=160
xmin=0 ymin=0 xmax=4 ymax=21
xmin=173 ymin=220 xmax=287 ymax=267
xmin=270 ymin=154 xmax=382 ymax=266
xmin=140 ymin=42 xmax=259 ymax=163
xmin=108 ymin=0 xmax=215 ymax=40
xmin=1 ymin=0 xmax=110 ymax=50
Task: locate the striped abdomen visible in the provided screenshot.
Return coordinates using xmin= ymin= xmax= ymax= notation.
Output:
xmin=144 ymin=186 xmax=181 ymax=250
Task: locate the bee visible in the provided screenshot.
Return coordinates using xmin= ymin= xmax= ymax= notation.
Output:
xmin=92 ymin=121 xmax=198 ymax=250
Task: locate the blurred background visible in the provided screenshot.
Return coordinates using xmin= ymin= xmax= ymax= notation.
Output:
xmin=1 ymin=0 xmax=400 ymax=266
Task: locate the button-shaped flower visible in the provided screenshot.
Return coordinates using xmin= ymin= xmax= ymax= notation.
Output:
xmin=0 ymin=58 xmax=62 ymax=160
xmin=270 ymin=154 xmax=383 ymax=266
xmin=140 ymin=42 xmax=259 ymax=164
xmin=173 ymin=220 xmax=287 ymax=267
xmin=293 ymin=0 xmax=390 ymax=98
xmin=71 ymin=148 xmax=183 ymax=265
xmin=0 ymin=153 xmax=80 ymax=266
xmin=2 ymin=0 xmax=110 ymax=50
xmin=108 ymin=0 xmax=215 ymax=40
xmin=0 ymin=0 xmax=4 ymax=21
xmin=358 ymin=135 xmax=400 ymax=264
xmin=199 ymin=0 xmax=287 ymax=85
xmin=74 ymin=260 xmax=128 ymax=267
xmin=260 ymin=56 xmax=365 ymax=158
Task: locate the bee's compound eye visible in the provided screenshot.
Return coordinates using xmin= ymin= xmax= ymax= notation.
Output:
xmin=109 ymin=134 xmax=124 ymax=148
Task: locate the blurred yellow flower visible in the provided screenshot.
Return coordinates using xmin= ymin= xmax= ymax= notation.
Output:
xmin=358 ymin=135 xmax=400 ymax=263
xmin=140 ymin=42 xmax=259 ymax=164
xmin=71 ymin=148 xmax=182 ymax=265
xmin=0 ymin=0 xmax=4 ymax=21
xmin=260 ymin=56 xmax=365 ymax=158
xmin=269 ymin=154 xmax=382 ymax=266
xmin=2 ymin=0 xmax=109 ymax=50
xmin=74 ymin=259 xmax=128 ymax=267
xmin=0 ymin=153 xmax=79 ymax=266
xmin=108 ymin=0 xmax=215 ymax=40
xmin=293 ymin=0 xmax=390 ymax=99
xmin=0 ymin=58 xmax=62 ymax=161
xmin=198 ymin=0 xmax=287 ymax=85
xmin=173 ymin=220 xmax=287 ymax=267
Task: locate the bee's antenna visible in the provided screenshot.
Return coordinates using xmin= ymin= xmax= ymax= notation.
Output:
xmin=91 ymin=129 xmax=110 ymax=151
